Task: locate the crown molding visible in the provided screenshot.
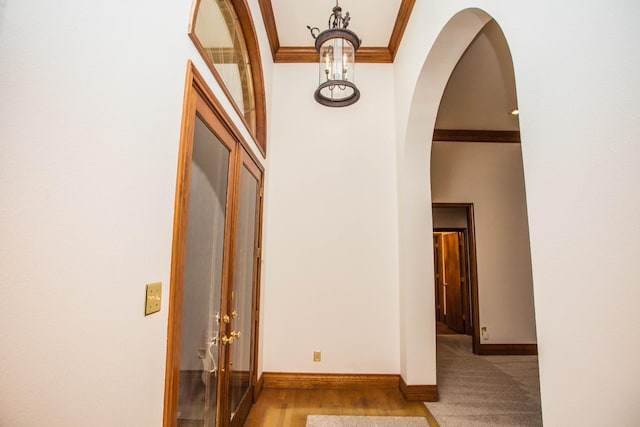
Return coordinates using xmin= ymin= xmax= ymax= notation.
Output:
xmin=433 ymin=129 xmax=521 ymax=143
xmin=258 ymin=0 xmax=415 ymax=64
xmin=388 ymin=0 xmax=415 ymax=61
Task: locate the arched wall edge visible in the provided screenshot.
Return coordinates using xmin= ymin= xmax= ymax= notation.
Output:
xmin=397 ymin=8 xmax=493 ymax=386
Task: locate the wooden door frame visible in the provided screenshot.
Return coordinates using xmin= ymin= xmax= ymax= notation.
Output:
xmin=163 ymin=61 xmax=264 ymax=427
xmin=433 ymin=234 xmax=443 ymax=323
xmin=432 ymin=203 xmax=480 ymax=354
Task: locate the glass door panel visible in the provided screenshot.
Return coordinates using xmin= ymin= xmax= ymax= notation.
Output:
xmin=177 ymin=116 xmax=231 ymax=427
xmin=228 ymin=156 xmax=260 ymax=426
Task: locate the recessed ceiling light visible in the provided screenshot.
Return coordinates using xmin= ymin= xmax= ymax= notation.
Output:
xmin=509 ymin=109 xmax=519 ymax=116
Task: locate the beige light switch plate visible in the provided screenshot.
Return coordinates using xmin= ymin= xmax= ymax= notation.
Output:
xmin=145 ymin=282 xmax=162 ymax=316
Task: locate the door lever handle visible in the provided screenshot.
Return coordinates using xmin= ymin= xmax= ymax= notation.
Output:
xmin=206 ymin=337 xmax=218 ymax=374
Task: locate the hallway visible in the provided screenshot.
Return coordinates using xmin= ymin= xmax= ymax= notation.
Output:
xmin=426 ymin=335 xmax=542 ymax=426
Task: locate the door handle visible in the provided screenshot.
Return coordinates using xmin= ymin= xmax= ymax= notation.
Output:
xmin=230 ymin=330 xmax=241 ymax=339
xmin=206 ymin=336 xmax=218 ymax=374
xmin=222 ymin=311 xmax=237 ymax=324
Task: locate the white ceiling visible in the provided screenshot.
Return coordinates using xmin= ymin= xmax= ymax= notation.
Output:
xmin=263 ymin=1 xmax=519 ymax=132
xmin=271 ymin=0 xmax=402 ymax=47
xmin=436 ymin=20 xmax=520 ymax=131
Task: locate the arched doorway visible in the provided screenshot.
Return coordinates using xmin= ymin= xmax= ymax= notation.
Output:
xmin=398 ymin=7 xmax=540 ymax=423
xmin=431 ymin=18 xmax=536 ymax=355
xmin=397 ymin=7 xmax=493 ymax=392
xmin=427 ymin=17 xmax=541 ymax=424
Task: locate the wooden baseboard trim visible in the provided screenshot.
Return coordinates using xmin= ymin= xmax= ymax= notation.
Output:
xmin=477 ymin=343 xmax=538 ymax=355
xmin=262 ymin=372 xmax=439 ymax=402
xmin=399 ymin=377 xmax=439 ymax=402
xmin=262 ymin=372 xmax=399 ymax=390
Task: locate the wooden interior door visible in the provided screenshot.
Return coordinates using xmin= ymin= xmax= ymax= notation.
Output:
xmin=443 ymin=233 xmax=465 ymax=333
xmin=165 ymin=65 xmax=263 ymax=427
xmin=224 ymin=147 xmax=262 ymax=427
xmin=172 ymin=111 xmax=236 ymax=427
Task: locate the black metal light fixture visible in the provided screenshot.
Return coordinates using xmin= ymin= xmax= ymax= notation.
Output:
xmin=307 ymin=1 xmax=361 ymax=107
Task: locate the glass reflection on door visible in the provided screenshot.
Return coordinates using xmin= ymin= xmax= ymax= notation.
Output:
xmin=177 ymin=116 xmax=230 ymax=427
xmin=228 ymin=164 xmax=259 ymax=424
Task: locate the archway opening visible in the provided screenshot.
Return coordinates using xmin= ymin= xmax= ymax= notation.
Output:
xmin=397 ymin=7 xmax=493 ymax=390
xmin=431 ymin=18 xmax=536 ymax=355
xmin=398 ymin=7 xmax=541 ymax=423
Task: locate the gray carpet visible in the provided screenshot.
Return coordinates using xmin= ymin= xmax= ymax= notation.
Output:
xmin=425 ymin=335 xmax=542 ymax=426
xmin=306 ymin=415 xmax=429 ymax=427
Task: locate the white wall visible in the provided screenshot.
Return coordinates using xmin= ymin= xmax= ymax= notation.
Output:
xmin=395 ymin=6 xmax=493 ymax=389
xmin=0 ymin=0 xmax=271 ymax=425
xmin=431 ymin=142 xmax=536 ymax=344
xmin=3 ymin=0 xmax=640 ymax=425
xmin=395 ymin=2 xmax=640 ymax=425
xmin=260 ymin=63 xmax=400 ymax=374
xmin=435 ymin=20 xmax=519 ymax=131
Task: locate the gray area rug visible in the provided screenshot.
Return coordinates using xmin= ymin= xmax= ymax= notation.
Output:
xmin=306 ymin=415 xmax=429 ymax=427
xmin=425 ymin=335 xmax=542 ymax=426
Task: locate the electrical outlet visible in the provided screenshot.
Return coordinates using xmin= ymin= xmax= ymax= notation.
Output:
xmin=313 ymin=351 xmax=321 ymax=362
xmin=145 ymin=282 xmax=162 ymax=316
xmin=481 ymin=326 xmax=489 ymax=341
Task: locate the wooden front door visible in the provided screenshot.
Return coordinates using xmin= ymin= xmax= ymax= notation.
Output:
xmin=164 ymin=64 xmax=264 ymax=427
xmin=225 ymin=148 xmax=262 ymax=427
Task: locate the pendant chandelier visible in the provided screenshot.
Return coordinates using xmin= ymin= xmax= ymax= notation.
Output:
xmin=307 ymin=1 xmax=361 ymax=107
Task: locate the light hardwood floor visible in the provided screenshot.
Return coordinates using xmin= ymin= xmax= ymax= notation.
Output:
xmin=243 ymin=388 xmax=438 ymax=427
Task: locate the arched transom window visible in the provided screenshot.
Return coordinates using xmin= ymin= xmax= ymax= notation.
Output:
xmin=190 ymin=0 xmax=266 ymax=155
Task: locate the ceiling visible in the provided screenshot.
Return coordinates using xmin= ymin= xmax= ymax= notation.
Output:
xmin=435 ymin=20 xmax=520 ymax=133
xmin=256 ymin=0 xmax=520 ymax=137
xmin=258 ymin=0 xmax=415 ymax=63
